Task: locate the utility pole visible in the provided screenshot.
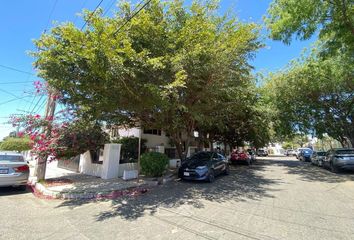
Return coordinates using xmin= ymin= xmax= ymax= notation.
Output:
xmin=35 ymin=90 xmax=56 ymax=181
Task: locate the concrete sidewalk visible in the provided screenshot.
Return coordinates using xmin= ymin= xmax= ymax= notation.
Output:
xmin=28 ymin=161 xmax=175 ymax=199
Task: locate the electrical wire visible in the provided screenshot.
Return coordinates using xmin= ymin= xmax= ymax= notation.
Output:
xmin=30 ymin=95 xmax=44 ymax=114
xmin=0 ymin=64 xmax=35 ymax=75
xmin=0 ymin=81 xmax=34 ymax=85
xmin=80 ymin=0 xmax=105 ymax=30
xmin=44 ymin=0 xmax=59 ymax=33
xmin=0 ymin=88 xmax=23 ymax=99
xmin=112 ymin=0 xmax=152 ymax=36
xmin=74 ymin=0 xmax=89 ymax=24
xmin=102 ymin=0 xmax=116 ymax=17
xmin=0 ymin=95 xmax=32 ymax=106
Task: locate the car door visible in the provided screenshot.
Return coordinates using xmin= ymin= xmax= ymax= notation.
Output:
xmin=211 ymin=153 xmax=223 ymax=175
xmin=323 ymin=150 xmax=331 ymax=167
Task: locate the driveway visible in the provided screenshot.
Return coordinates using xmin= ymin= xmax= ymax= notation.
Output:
xmin=1 ymin=157 xmax=354 ymax=240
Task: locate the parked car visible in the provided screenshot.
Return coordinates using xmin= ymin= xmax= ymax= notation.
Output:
xmin=296 ymin=148 xmax=309 ymax=159
xmin=285 ymin=149 xmax=295 ymax=156
xmin=323 ymin=148 xmax=354 ymax=173
xmin=299 ymin=148 xmax=313 ymax=162
xmin=247 ymin=149 xmax=257 ymax=162
xmin=230 ymin=150 xmax=252 ymax=165
xmin=178 ymin=151 xmax=229 ymax=182
xmin=311 ymin=151 xmax=326 ymax=166
xmin=256 ymin=149 xmax=268 ymax=157
xmin=0 ymin=151 xmax=29 ymax=190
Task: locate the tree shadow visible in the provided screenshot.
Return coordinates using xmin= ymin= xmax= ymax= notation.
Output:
xmin=57 ymin=162 xmax=281 ymax=221
xmin=0 ymin=186 xmax=29 ymax=196
xmin=264 ymin=159 xmax=354 ymax=183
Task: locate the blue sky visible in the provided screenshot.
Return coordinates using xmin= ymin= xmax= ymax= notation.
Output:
xmin=0 ymin=0 xmax=316 ymax=140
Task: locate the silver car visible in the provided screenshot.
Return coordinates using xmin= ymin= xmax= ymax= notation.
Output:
xmin=0 ymin=152 xmax=29 ymax=190
xmin=323 ymin=148 xmax=354 ymax=173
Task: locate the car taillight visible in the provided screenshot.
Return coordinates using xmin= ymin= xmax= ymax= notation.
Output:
xmin=14 ymin=165 xmax=29 ymax=172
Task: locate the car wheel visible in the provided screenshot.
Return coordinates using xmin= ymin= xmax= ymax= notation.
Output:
xmin=17 ymin=185 xmax=27 ymax=191
xmin=330 ymin=162 xmax=339 ymax=173
xmin=224 ymin=165 xmax=230 ymax=175
xmin=208 ymin=169 xmax=215 ymax=183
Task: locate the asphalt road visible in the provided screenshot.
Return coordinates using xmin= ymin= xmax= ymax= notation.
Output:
xmin=1 ymin=156 xmax=354 ymax=240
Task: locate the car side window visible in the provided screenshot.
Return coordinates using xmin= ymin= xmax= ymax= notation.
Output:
xmin=217 ymin=154 xmax=225 ymax=161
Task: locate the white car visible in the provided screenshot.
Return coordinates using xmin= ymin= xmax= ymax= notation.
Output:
xmin=0 ymin=151 xmax=29 ymax=190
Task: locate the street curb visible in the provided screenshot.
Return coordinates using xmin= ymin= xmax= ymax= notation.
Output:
xmin=29 ymin=174 xmax=177 ymax=200
xmin=30 ymin=181 xmax=151 ymax=200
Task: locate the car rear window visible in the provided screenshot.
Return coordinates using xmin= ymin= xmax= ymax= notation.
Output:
xmin=317 ymin=152 xmax=326 ymax=156
xmin=0 ymin=155 xmax=24 ymax=162
xmin=335 ymin=149 xmax=354 ymax=155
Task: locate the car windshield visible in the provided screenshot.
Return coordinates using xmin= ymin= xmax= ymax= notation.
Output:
xmin=0 ymin=154 xmax=24 ymax=162
xmin=188 ymin=152 xmax=213 ymax=163
xmin=317 ymin=152 xmax=326 ymax=156
xmin=335 ymin=149 xmax=354 ymax=155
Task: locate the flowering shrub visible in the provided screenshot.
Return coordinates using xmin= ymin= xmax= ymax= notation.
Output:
xmin=10 ymin=113 xmax=108 ymax=162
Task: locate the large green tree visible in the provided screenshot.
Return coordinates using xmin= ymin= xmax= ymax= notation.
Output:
xmin=33 ymin=0 xmax=262 ymax=158
xmin=265 ymin=51 xmax=354 ymax=147
xmin=265 ymin=0 xmax=354 ymax=54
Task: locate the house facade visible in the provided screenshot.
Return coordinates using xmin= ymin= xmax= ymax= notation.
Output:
xmin=108 ymin=126 xmax=200 ymax=158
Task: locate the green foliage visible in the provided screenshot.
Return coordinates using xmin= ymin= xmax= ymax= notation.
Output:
xmin=0 ymin=137 xmax=31 ymax=152
xmin=265 ymin=0 xmax=354 ymax=55
xmin=265 ymin=50 xmax=354 ymax=147
xmin=140 ymin=152 xmax=169 ymax=177
xmin=56 ymin=121 xmax=109 ymax=159
xmin=32 ymin=0 xmax=262 ymax=159
xmin=112 ymin=137 xmax=147 ymax=163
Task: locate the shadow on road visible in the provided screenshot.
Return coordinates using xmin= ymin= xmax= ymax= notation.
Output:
xmin=57 ymin=163 xmax=281 ymax=221
xmin=263 ymin=158 xmax=354 ymax=183
xmin=0 ymin=186 xmax=29 ymax=196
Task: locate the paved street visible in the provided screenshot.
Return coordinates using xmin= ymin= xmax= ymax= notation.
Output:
xmin=1 ymin=156 xmax=354 ymax=240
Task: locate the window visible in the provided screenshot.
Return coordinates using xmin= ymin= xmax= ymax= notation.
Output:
xmin=90 ymin=149 xmax=103 ymax=164
xmin=0 ymin=154 xmax=24 ymax=162
xmin=143 ymin=129 xmax=162 ymax=136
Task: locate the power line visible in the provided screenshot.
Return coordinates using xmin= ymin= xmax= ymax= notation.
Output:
xmin=0 ymin=64 xmax=35 ymax=76
xmin=30 ymin=95 xmax=44 ymax=114
xmin=112 ymin=0 xmax=152 ymax=36
xmin=33 ymin=96 xmax=47 ymax=114
xmin=80 ymin=0 xmax=105 ymax=30
xmin=0 ymin=95 xmax=32 ymax=106
xmin=0 ymin=81 xmax=34 ymax=85
xmin=74 ymin=0 xmax=89 ymax=24
xmin=44 ymin=0 xmax=59 ymax=33
xmin=0 ymin=88 xmax=22 ymax=99
xmin=102 ymin=0 xmax=116 ymax=17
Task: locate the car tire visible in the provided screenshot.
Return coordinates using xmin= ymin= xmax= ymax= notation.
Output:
xmin=224 ymin=165 xmax=230 ymax=175
xmin=330 ymin=162 xmax=339 ymax=173
xmin=207 ymin=169 xmax=215 ymax=183
xmin=17 ymin=185 xmax=27 ymax=191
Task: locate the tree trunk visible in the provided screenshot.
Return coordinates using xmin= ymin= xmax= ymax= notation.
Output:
xmin=35 ymin=91 xmax=56 ymax=181
xmin=172 ymin=133 xmax=184 ymax=161
xmin=36 ymin=158 xmax=47 ymax=181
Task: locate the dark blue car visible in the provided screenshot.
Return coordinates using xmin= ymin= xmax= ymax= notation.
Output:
xmin=299 ymin=148 xmax=313 ymax=162
xmin=178 ymin=151 xmax=229 ymax=183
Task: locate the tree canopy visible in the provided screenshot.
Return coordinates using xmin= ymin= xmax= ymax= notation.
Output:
xmin=33 ymin=0 xmax=266 ymax=157
xmin=264 ymin=50 xmax=354 ymax=146
xmin=265 ymin=0 xmax=354 ymax=54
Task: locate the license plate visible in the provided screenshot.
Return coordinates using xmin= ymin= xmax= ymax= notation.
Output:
xmin=184 ymin=172 xmax=190 ymax=176
xmin=0 ymin=169 xmax=9 ymax=174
